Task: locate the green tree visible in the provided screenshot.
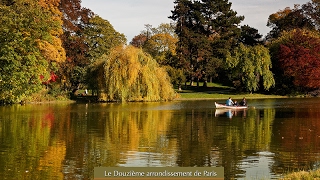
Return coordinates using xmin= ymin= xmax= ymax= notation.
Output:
xmin=0 ymin=0 xmax=65 ymax=104
xmin=239 ymin=25 xmax=263 ymax=46
xmin=84 ymin=15 xmax=126 ymax=94
xmin=92 ymin=46 xmax=176 ymax=102
xmin=131 ymin=23 xmax=186 ymax=88
xmin=226 ymin=44 xmax=275 ymax=92
xmin=59 ymin=0 xmax=126 ymax=92
xmin=141 ymin=23 xmax=178 ymax=65
xmin=130 ymin=23 xmax=177 ymax=65
xmin=169 ymin=0 xmax=244 ymax=86
xmin=84 ymin=15 xmax=126 ymax=61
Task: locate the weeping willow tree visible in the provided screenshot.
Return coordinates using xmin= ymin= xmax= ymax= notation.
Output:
xmin=226 ymin=43 xmax=275 ymax=92
xmin=93 ymin=46 xmax=177 ymax=102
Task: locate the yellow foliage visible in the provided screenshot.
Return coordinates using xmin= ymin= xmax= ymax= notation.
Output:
xmin=37 ymin=0 xmax=65 ymax=62
xmin=101 ymin=104 xmax=174 ymax=152
xmin=38 ymin=141 xmax=66 ymax=179
xmin=269 ymin=7 xmax=292 ymax=21
xmin=96 ymin=46 xmax=176 ymax=102
xmin=38 ymin=0 xmax=62 ymax=16
xmin=280 ymin=169 xmax=320 ymax=180
xmin=37 ymin=38 xmax=66 ymax=62
xmin=38 ymin=0 xmax=63 ymax=26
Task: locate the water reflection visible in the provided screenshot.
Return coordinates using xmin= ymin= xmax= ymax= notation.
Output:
xmin=215 ymin=109 xmax=247 ymax=119
xmin=270 ymin=106 xmax=320 ymax=174
xmin=1 ymin=99 xmax=320 ymax=179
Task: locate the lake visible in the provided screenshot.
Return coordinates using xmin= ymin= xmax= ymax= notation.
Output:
xmin=1 ymin=98 xmax=320 ymax=179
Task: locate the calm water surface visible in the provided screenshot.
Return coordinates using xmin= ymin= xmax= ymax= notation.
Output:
xmin=1 ymin=98 xmax=320 ymax=179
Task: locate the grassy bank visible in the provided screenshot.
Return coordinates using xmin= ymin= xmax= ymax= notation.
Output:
xmin=279 ymin=169 xmax=320 ymax=180
xmin=176 ymin=82 xmax=286 ymax=100
xmin=178 ymin=92 xmax=285 ymax=100
xmin=22 ymin=82 xmax=286 ymax=104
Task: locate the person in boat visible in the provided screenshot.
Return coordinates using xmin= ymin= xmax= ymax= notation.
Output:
xmin=226 ymin=97 xmax=234 ymax=106
xmin=233 ymin=100 xmax=238 ymax=106
xmin=239 ymin=97 xmax=247 ymax=106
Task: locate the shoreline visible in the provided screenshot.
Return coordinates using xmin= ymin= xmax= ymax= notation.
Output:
xmin=3 ymin=93 xmax=306 ymax=106
xmin=175 ymin=96 xmax=288 ymax=101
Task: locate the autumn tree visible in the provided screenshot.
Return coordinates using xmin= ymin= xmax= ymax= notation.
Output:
xmin=38 ymin=0 xmax=66 ymax=63
xmin=59 ymin=0 xmax=93 ymax=90
xmin=302 ymin=0 xmax=320 ymax=29
xmin=0 ymin=0 xmax=65 ymax=103
xmin=226 ymin=44 xmax=275 ymax=92
xmin=269 ymin=29 xmax=320 ymax=93
xmin=84 ymin=15 xmax=126 ymax=94
xmin=59 ymin=1 xmax=126 ymax=92
xmin=130 ymin=34 xmax=148 ymax=48
xmin=169 ymin=0 xmax=244 ymax=86
xmin=267 ymin=4 xmax=316 ymax=39
xmin=92 ymin=46 xmax=176 ymax=102
xmin=1 ymin=0 xmax=15 ymax=6
xmin=130 ymin=23 xmax=185 ymax=87
xmin=135 ymin=23 xmax=178 ymax=65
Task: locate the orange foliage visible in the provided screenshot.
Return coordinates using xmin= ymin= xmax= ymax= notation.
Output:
xmin=37 ymin=38 xmax=66 ymax=62
xmin=38 ymin=0 xmax=61 ymax=15
xmin=130 ymin=34 xmax=148 ymax=48
xmin=38 ymin=141 xmax=66 ymax=179
xmin=37 ymin=0 xmax=66 ymax=62
xmin=268 ymin=7 xmax=292 ymax=22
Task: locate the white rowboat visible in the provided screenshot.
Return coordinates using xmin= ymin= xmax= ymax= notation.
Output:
xmin=215 ymin=102 xmax=248 ymax=109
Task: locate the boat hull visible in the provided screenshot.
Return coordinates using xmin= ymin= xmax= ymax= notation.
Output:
xmin=215 ymin=102 xmax=248 ymax=109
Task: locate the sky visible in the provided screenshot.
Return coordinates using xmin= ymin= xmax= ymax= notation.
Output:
xmin=81 ymin=0 xmax=309 ymax=43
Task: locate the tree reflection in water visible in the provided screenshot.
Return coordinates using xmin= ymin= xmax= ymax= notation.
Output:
xmin=1 ymin=99 xmax=320 ymax=179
